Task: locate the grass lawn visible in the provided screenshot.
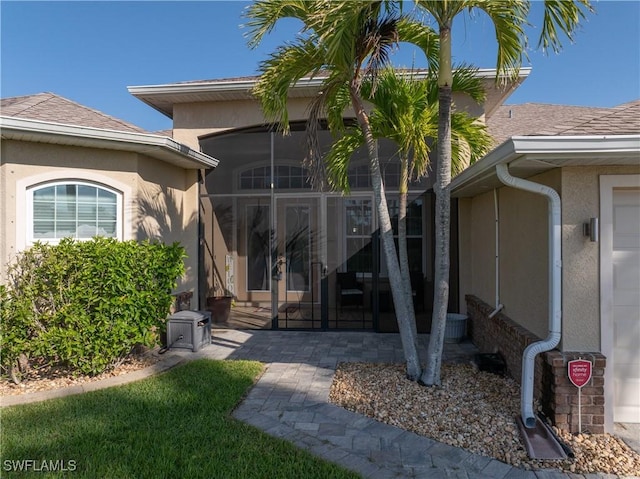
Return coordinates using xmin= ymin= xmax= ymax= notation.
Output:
xmin=1 ymin=359 xmax=360 ymax=479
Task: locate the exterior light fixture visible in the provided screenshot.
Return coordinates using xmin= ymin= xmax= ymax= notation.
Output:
xmin=583 ymin=217 xmax=599 ymax=242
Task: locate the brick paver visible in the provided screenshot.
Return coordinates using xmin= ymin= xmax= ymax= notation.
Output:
xmin=4 ymin=329 xmax=630 ymax=478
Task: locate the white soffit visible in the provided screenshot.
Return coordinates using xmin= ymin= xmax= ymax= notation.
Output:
xmin=0 ymin=116 xmax=219 ymax=169
xmin=451 ymin=135 xmax=640 ymax=197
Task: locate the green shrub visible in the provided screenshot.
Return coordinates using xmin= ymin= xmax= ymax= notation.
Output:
xmin=1 ymin=238 xmax=185 ymax=379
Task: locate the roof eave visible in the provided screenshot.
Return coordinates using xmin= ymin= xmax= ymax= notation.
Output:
xmin=0 ymin=116 xmax=219 ymax=169
xmin=451 ymin=134 xmax=640 ymax=197
xmin=127 ymin=67 xmax=532 ymax=119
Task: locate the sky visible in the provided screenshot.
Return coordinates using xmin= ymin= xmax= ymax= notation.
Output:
xmin=1 ymin=0 xmax=639 ymax=133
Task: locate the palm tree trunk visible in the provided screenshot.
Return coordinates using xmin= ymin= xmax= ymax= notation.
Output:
xmin=350 ymin=87 xmax=422 ymax=380
xmin=398 ymin=156 xmax=418 ymax=342
xmin=422 ymin=23 xmax=453 ymax=387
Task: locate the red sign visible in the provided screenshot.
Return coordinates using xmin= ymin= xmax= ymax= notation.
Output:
xmin=568 ymin=359 xmax=592 ymax=388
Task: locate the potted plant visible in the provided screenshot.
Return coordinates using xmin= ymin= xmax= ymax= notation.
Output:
xmin=206 ymin=285 xmax=233 ymax=323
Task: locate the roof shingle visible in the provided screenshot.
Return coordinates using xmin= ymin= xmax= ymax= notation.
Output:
xmin=535 ymin=100 xmax=640 ymax=136
xmin=487 ymin=101 xmax=640 ymax=146
xmin=0 ymin=92 xmax=147 ymax=133
xmin=486 ymin=103 xmax=611 ymax=146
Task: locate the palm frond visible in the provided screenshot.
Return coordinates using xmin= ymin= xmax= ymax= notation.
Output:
xmin=396 ymin=17 xmax=440 ymax=69
xmin=539 ymin=0 xmax=593 ymax=53
xmin=324 ymin=128 xmax=365 ymax=193
xmin=253 ymin=37 xmax=325 ymax=132
xmin=304 ymin=75 xmax=351 ymax=190
xmin=414 ymin=0 xmax=466 ymax=26
xmin=359 ymin=14 xmax=401 ymax=89
xmin=449 ymin=112 xmax=492 ymax=173
xmin=469 ymin=0 xmax=529 ymax=84
xmin=324 ymin=81 xmax=353 ymax=133
xmin=451 ymin=65 xmax=485 ymax=103
xmin=243 ymin=0 xmax=312 ymax=49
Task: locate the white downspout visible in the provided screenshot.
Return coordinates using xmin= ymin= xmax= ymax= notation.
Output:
xmin=495 ymin=163 xmax=562 ymax=429
xmin=489 ymin=188 xmax=503 ymax=319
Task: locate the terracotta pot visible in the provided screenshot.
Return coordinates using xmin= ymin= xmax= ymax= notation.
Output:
xmin=207 ymin=296 xmax=232 ymax=323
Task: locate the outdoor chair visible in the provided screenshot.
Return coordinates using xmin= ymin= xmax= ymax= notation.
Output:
xmin=336 ymin=272 xmax=365 ymax=319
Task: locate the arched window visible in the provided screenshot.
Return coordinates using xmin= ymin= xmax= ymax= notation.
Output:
xmin=28 ymin=181 xmax=122 ymax=242
xmin=238 ymin=165 xmax=311 ymax=190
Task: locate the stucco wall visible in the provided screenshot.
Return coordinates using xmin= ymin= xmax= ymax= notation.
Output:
xmin=136 ymin=155 xmax=200 ymax=306
xmin=171 ymin=91 xmax=485 ymax=150
xmin=1 ymin=141 xmax=137 ymax=283
xmin=459 ymin=169 xmax=560 ymax=343
xmin=561 ymin=165 xmax=640 ymax=351
xmin=1 ymin=140 xmax=200 ymax=306
xmin=469 ymin=190 xmax=497 ymax=310
xmin=172 ymin=98 xmax=314 ymax=149
xmin=460 ymin=165 xmax=640 ymax=353
xmin=498 ymin=171 xmax=558 ymax=342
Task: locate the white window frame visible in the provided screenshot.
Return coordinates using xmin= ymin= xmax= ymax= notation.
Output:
xmin=27 ymin=180 xmax=123 ymax=244
xmin=16 ymin=171 xmax=132 ymax=250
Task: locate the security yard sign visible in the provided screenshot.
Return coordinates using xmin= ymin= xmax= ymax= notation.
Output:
xmin=568 ymin=359 xmax=592 ymax=388
xmin=568 ymin=359 xmax=593 ymax=433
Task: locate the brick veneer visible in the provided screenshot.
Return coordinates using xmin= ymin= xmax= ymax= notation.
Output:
xmin=466 ymin=295 xmax=606 ymax=434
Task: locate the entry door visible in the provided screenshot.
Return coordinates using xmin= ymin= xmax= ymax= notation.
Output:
xmin=274 ymin=196 xmax=322 ymax=328
xmin=611 ymin=188 xmax=640 ymax=423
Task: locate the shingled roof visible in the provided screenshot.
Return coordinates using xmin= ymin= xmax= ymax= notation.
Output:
xmin=486 ymin=103 xmax=611 ymax=146
xmin=535 ymin=100 xmax=640 ymax=136
xmin=487 ymin=101 xmax=640 ymax=147
xmin=0 ymin=92 xmax=147 ymax=133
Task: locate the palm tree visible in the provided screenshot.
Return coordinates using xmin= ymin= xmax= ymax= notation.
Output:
xmin=244 ymin=0 xmax=439 ymax=380
xmin=413 ymin=0 xmax=593 ymax=386
xmin=324 ymin=66 xmax=492 ymax=339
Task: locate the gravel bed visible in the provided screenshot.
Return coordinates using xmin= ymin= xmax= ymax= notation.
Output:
xmin=329 ymin=362 xmax=640 ymax=477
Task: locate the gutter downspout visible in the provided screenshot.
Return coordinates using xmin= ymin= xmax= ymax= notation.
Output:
xmin=489 ymin=188 xmax=503 ymax=319
xmin=495 ymin=163 xmax=562 ymax=429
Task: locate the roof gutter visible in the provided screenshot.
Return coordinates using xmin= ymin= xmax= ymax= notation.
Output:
xmin=128 ymin=68 xmax=531 ymax=118
xmin=495 ymin=163 xmax=562 ymax=429
xmin=0 ymin=116 xmax=219 ymax=169
xmin=128 ymin=67 xmax=526 ymax=96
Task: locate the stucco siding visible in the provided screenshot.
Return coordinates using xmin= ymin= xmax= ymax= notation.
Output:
xmin=171 ymin=91 xmax=485 ymax=150
xmin=461 ymin=165 xmax=640 ymax=353
xmin=469 ymin=190 xmax=497 ymax=310
xmin=561 ymin=165 xmax=640 ymax=352
xmin=460 ymin=169 xmax=561 ymax=343
xmin=1 ymin=140 xmax=201 ymax=306
xmin=498 ymin=173 xmax=554 ymax=341
xmin=457 ymin=198 xmax=473 ymax=313
xmin=0 ymin=141 xmax=138 ymax=282
xmin=136 ymin=155 xmax=200 ymax=306
xmin=172 ymin=98 xmax=314 ymax=149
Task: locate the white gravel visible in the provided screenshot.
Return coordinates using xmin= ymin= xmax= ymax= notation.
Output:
xmin=329 ymin=362 xmax=640 ymax=476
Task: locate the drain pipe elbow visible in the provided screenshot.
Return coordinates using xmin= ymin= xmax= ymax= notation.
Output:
xmin=496 ymin=163 xmax=562 ymax=429
xmin=521 ymin=331 xmax=561 ymax=427
xmin=489 ymin=304 xmax=503 ymax=319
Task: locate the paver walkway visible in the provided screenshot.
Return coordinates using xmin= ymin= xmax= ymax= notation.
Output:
xmin=4 ymin=329 xmax=635 ymax=478
xmin=170 ymin=330 xmax=620 ymax=479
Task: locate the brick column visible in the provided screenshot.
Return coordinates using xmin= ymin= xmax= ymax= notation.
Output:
xmin=544 ymin=351 xmax=606 ymax=434
xmin=466 ymin=295 xmax=606 ymax=434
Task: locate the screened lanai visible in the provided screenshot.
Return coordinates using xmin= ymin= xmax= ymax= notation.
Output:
xmin=199 ymin=123 xmax=451 ymax=331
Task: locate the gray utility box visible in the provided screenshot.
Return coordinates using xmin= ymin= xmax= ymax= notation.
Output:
xmin=166 ymin=310 xmax=212 ymax=352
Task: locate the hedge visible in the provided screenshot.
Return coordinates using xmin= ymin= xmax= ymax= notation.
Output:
xmin=1 ymin=238 xmax=185 ymax=380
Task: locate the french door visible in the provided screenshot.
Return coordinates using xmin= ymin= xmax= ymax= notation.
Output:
xmin=273 ymin=195 xmax=323 ymax=328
